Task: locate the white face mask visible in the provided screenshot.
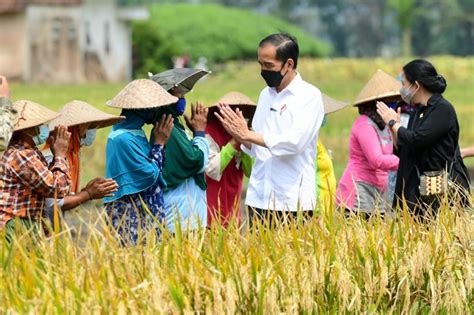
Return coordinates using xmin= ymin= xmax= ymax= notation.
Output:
xmin=400 ymin=83 xmax=419 ymax=104
xmin=80 ymin=129 xmax=96 ymax=147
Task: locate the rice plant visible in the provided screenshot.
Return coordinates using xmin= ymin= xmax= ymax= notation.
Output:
xmin=1 ymin=196 xmax=472 ymax=314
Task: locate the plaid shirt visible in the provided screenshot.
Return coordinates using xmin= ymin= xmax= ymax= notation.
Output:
xmin=0 ymin=140 xmax=70 ymax=229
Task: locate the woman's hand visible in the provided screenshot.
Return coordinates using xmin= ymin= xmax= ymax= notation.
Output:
xmin=376 ymin=101 xmax=401 ymax=126
xmin=154 ymin=114 xmax=174 ymax=145
xmin=52 ymin=125 xmax=71 ymax=157
xmin=184 ymin=102 xmax=208 ymax=133
xmin=83 ymin=177 xmax=118 ymax=199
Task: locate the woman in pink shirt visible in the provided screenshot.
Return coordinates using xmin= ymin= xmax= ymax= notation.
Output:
xmin=336 ymin=70 xmax=401 ymax=215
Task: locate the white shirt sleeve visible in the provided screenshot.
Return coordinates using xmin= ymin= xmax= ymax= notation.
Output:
xmin=192 ymin=135 xmax=209 ymax=174
xmin=263 ymin=92 xmax=325 ymax=156
xmin=205 ymin=135 xmax=223 ymax=181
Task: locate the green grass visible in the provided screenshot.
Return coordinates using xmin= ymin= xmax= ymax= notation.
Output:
xmin=10 ymin=56 xmax=474 ymax=184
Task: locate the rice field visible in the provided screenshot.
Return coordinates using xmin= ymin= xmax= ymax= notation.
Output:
xmin=1 ymin=201 xmax=472 ymax=313
xmin=3 ymin=57 xmax=474 ymax=313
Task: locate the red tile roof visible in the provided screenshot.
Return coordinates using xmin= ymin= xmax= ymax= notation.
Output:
xmin=0 ymin=0 xmax=81 ymax=13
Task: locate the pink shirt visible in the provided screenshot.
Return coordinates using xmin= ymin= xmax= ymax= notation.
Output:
xmin=336 ymin=115 xmax=399 ymax=209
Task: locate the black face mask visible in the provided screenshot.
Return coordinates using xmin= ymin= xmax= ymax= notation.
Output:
xmin=260 ymin=61 xmax=288 ymax=88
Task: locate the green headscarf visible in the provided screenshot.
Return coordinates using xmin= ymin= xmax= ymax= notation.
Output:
xmin=151 ymin=105 xmax=207 ymax=191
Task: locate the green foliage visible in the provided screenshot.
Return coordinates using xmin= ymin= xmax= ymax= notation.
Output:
xmin=132 ymin=3 xmax=331 ymax=76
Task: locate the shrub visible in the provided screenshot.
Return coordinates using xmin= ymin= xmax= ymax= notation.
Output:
xmin=132 ymin=3 xmax=331 ymax=76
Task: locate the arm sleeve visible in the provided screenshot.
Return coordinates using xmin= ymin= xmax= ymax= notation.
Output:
xmin=150 ymin=144 xmax=165 ymax=169
xmin=397 ymin=105 xmax=455 ymax=149
xmin=192 ymin=135 xmax=209 ymax=174
xmin=241 ymin=152 xmax=254 ymax=178
xmin=355 ymin=123 xmax=399 ymax=171
xmin=241 ymin=143 xmax=256 ymax=157
xmin=205 ymin=136 xmax=224 ymax=181
xmin=219 ymin=143 xmax=238 ymax=172
xmin=12 ymin=152 xmax=71 ymax=198
xmin=263 ymin=93 xmax=325 ymax=156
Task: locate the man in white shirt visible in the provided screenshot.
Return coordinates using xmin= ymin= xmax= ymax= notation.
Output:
xmin=215 ymin=33 xmax=325 ymax=225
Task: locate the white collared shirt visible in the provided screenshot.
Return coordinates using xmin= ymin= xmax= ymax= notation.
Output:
xmin=242 ymin=73 xmax=324 ymax=211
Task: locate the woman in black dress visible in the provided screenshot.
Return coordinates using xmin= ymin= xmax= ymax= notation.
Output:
xmin=376 ymin=59 xmax=470 ymax=218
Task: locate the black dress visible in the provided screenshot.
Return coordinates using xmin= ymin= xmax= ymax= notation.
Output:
xmin=393 ymin=94 xmax=471 ymax=215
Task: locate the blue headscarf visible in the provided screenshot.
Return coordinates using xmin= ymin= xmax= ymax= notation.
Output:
xmin=104 ymin=110 xmax=161 ymax=203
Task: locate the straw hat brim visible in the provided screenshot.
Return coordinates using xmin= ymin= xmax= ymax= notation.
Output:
xmin=353 ymin=69 xmax=402 ymax=106
xmin=208 ymin=91 xmax=257 ymax=120
xmin=106 ymin=79 xmax=178 ymax=109
xmin=49 ymin=100 xmax=125 ymax=130
xmin=12 ymin=100 xmax=59 ymax=131
xmin=207 ymin=104 xmax=256 ymax=121
xmin=353 ymin=92 xmax=402 ymax=107
xmin=322 ymin=93 xmax=350 ymax=114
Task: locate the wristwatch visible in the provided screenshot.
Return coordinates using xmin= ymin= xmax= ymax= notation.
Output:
xmin=388 ymin=119 xmax=396 ymax=127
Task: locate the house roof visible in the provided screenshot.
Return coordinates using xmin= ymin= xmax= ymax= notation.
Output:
xmin=0 ymin=0 xmax=81 ymax=14
xmin=0 ymin=0 xmax=26 ymax=13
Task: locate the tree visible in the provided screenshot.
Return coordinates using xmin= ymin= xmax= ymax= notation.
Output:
xmin=388 ymin=0 xmax=419 ymax=56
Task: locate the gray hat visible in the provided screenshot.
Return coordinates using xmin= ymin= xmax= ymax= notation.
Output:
xmin=150 ymin=68 xmax=210 ymax=94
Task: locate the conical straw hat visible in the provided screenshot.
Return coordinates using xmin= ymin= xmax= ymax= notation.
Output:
xmin=12 ymin=100 xmax=59 ymax=131
xmin=208 ymin=91 xmax=257 ymax=120
xmin=106 ymin=79 xmax=178 ymax=109
xmin=49 ymin=100 xmax=125 ymax=130
xmin=353 ymin=69 xmax=402 ymax=106
xmin=322 ymin=93 xmax=349 ymax=114
xmin=212 ymin=91 xmax=256 ymax=107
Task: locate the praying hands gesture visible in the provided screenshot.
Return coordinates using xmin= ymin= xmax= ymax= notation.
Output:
xmin=184 ymin=102 xmax=208 ymax=132
xmin=376 ymin=101 xmax=402 ymax=148
xmin=52 ymin=125 xmax=71 ymax=158
xmin=215 ymin=103 xmax=250 ymax=143
xmin=154 ymin=114 xmax=174 ymax=145
xmin=376 ymin=101 xmax=401 ymax=126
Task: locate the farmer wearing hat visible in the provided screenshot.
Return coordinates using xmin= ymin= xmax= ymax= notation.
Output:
xmin=206 ymin=92 xmax=255 ymax=227
xmin=216 ymin=33 xmax=325 ymax=225
xmin=0 ymin=100 xmax=71 ymax=240
xmin=42 ymin=101 xmax=123 ymax=218
xmin=150 ymin=68 xmax=210 ymax=233
xmin=336 ymin=70 xmax=400 ymax=216
xmin=104 ymin=79 xmax=176 ymax=244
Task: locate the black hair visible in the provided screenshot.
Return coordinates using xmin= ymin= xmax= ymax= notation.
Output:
xmin=357 ymin=101 xmax=386 ymax=130
xmin=259 ymin=33 xmax=299 ymax=69
xmin=403 ymin=59 xmax=447 ymax=94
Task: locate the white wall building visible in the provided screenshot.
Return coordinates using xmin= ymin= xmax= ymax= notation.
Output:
xmin=0 ymin=0 xmax=148 ymax=83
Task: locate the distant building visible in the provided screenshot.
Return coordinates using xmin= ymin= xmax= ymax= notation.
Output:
xmin=0 ymin=0 xmax=148 ymax=83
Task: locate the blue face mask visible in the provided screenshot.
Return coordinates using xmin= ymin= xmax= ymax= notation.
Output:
xmin=387 ymin=102 xmax=398 ymax=110
xmin=80 ymin=129 xmax=96 ymax=147
xmin=176 ymin=98 xmax=186 ymax=115
xmin=32 ymin=125 xmax=50 ymax=146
